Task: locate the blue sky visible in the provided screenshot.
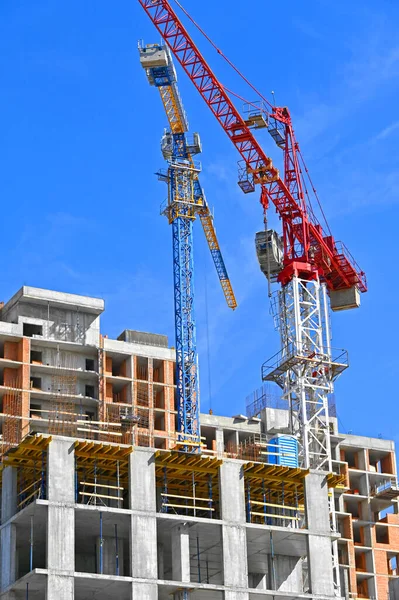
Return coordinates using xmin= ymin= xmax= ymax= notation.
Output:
xmin=1 ymin=1 xmax=398 ymax=446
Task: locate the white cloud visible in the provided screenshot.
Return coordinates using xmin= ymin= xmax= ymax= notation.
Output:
xmin=374 ymin=120 xmax=399 ymax=141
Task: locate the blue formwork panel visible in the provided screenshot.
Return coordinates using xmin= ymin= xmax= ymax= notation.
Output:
xmin=267 ymin=435 xmax=299 ymax=468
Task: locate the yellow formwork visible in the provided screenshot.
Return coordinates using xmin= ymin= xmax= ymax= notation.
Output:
xmin=155 ymin=450 xmax=222 ymax=517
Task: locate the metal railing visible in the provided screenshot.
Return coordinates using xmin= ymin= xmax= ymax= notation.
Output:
xmin=262 ymin=343 xmax=348 ymax=380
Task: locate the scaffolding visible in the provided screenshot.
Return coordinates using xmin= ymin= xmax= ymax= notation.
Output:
xmin=106 ymin=404 xmax=135 ymax=445
xmin=2 ymin=386 xmax=23 ymax=457
xmin=75 ymin=440 xmax=132 ymax=508
xmin=1 ymin=370 xmax=27 ymax=462
xmin=1 ymin=435 xmax=51 ymax=512
xmin=155 ymin=450 xmax=222 ymax=518
xmin=243 ymin=463 xmax=308 ymax=527
xmin=246 ymin=384 xmax=286 ymax=419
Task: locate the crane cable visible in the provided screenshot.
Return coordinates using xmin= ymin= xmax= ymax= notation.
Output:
xmin=172 ymin=0 xmax=274 ymax=111
xmin=297 ymin=149 xmax=332 ymax=236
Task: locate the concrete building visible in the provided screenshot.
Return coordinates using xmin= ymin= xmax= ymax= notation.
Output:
xmin=0 ymin=286 xmax=398 ymax=600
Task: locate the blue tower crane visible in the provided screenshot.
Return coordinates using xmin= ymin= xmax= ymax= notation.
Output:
xmin=139 ymin=42 xmax=236 ymax=450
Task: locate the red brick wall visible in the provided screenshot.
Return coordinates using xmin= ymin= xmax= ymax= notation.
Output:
xmin=20 ymin=338 xmax=30 ymax=438
xmin=343 ymin=514 xmax=353 ymax=539
xmin=105 ymin=355 xmax=112 ymax=375
xmin=347 ymin=540 xmax=357 ymax=595
xmin=341 ymin=462 xmax=350 ymax=489
xmin=375 ymin=549 xmax=389 ymax=600
xmin=381 ymin=452 xmax=395 ymax=475
xmin=372 ymin=513 xmax=399 ymax=600
xmin=162 ymin=360 xmax=176 ymax=449
xmin=106 ymin=382 xmax=113 ymax=401
xmin=4 ymin=341 xmax=19 ymax=361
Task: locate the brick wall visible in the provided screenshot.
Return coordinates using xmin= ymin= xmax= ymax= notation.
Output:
xmin=381 ymin=452 xmax=395 ymax=475
xmin=347 ymin=540 xmax=357 ymax=595
xmin=21 ymin=338 xmax=30 ymax=438
xmin=4 ymin=341 xmax=19 ymax=361
xmin=375 ymin=549 xmax=389 ymax=600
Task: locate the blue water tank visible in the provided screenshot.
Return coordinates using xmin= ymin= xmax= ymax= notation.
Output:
xmin=267 ymin=435 xmax=299 ymax=468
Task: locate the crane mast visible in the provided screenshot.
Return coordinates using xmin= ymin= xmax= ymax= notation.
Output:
xmin=258 ymin=110 xmax=350 ymax=472
xmin=139 ymin=42 xmax=236 ymax=449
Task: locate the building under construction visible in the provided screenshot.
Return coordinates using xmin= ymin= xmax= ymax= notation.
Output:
xmin=0 ymin=286 xmax=398 ymax=600
xmin=0 ymin=0 xmax=396 ymax=599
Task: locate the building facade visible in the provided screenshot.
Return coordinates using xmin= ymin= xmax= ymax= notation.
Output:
xmin=0 ymin=287 xmax=397 ymax=600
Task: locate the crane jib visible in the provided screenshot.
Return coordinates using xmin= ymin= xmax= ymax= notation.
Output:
xmin=138 ymin=0 xmax=367 ymax=294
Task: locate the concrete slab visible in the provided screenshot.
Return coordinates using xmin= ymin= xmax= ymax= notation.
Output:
xmin=74 ymin=572 xmax=132 ymax=600
xmin=1 ymin=287 xmax=104 ymax=316
xmin=247 ymin=526 xmax=308 ymax=561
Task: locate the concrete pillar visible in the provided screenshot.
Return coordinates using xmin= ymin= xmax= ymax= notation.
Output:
xmin=46 ymin=438 xmax=75 ymax=600
xmin=304 ymin=471 xmax=335 ymax=597
xmin=220 ymin=461 xmax=246 ymax=523
xmin=132 ymin=582 xmax=158 ymax=599
xmin=0 ymin=523 xmax=17 ymax=591
xmin=220 ymin=461 xmax=249 ymax=597
xmin=215 ymin=429 xmax=224 ymax=458
xmin=171 ymin=523 xmax=190 ymax=582
xmin=1 ymin=467 xmax=17 ymax=524
xmin=129 ymin=449 xmax=157 ymax=600
xmin=0 ymin=466 xmax=18 ymax=592
xmin=224 ymin=593 xmax=249 ymax=600
xmin=157 ymin=542 xmax=164 ymax=579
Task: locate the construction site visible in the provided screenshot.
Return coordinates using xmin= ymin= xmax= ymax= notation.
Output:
xmin=1 ymin=2 xmax=398 ymax=600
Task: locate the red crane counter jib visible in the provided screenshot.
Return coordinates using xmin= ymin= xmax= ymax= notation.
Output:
xmin=138 ymin=0 xmax=367 ymax=294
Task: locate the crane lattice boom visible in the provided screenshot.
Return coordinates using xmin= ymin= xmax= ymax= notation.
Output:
xmin=137 ymin=0 xmax=366 ymax=298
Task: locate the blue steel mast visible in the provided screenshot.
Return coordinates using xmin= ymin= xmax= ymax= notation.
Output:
xmin=139 ymin=42 xmax=236 ymax=449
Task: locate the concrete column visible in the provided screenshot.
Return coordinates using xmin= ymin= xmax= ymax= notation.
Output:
xmin=215 ymin=429 xmax=224 ymax=458
xmin=132 ymin=582 xmax=158 ymax=599
xmin=0 ymin=523 xmax=17 ymax=591
xmin=224 ymin=594 xmax=250 ymax=600
xmin=171 ymin=523 xmax=190 ymax=582
xmin=220 ymin=461 xmax=249 ymax=597
xmin=304 ymin=471 xmax=335 ymax=597
xmin=129 ymin=449 xmax=157 ymax=600
xmin=157 ymin=542 xmax=164 ymax=579
xmin=46 ymin=438 xmax=75 ymax=600
xmin=220 ymin=461 xmax=246 ymax=523
xmin=1 ymin=467 xmax=17 ymax=524
xmin=0 ymin=466 xmax=18 ymax=592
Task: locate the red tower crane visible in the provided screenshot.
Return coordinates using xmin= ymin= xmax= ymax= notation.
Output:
xmin=137 ymin=0 xmax=367 ymax=483
xmin=137 ymin=0 xmax=366 ymax=300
